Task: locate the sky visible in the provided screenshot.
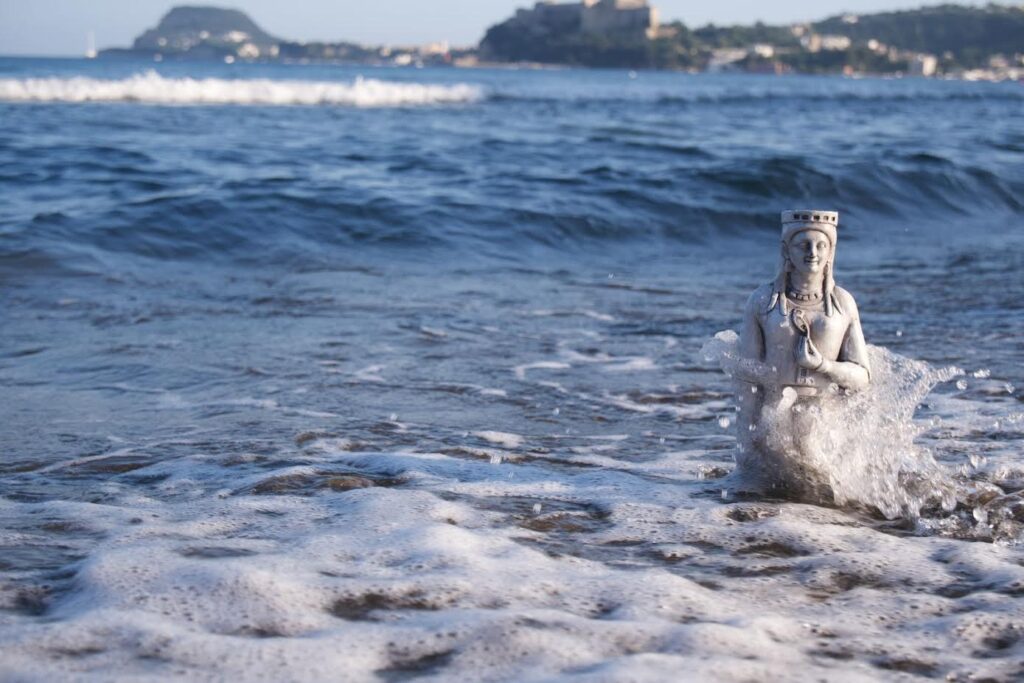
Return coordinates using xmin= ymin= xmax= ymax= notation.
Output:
xmin=0 ymin=0 xmax=994 ymax=56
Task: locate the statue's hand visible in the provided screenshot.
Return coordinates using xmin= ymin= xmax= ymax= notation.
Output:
xmin=795 ymin=335 xmax=824 ymax=370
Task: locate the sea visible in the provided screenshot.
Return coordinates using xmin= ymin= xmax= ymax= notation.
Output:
xmin=1 ymin=57 xmax=1023 ymax=681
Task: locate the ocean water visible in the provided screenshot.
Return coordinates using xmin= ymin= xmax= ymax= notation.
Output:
xmin=1 ymin=57 xmax=1023 ymax=681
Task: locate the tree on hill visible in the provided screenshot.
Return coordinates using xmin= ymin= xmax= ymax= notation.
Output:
xmin=480 ymin=17 xmax=654 ymax=67
xmin=812 ymin=4 xmax=1024 ymax=66
xmin=692 ymin=22 xmax=799 ymax=49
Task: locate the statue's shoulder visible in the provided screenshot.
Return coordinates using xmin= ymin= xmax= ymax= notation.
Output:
xmin=745 ymin=283 xmax=775 ymax=313
xmin=832 ymin=285 xmax=861 ymax=317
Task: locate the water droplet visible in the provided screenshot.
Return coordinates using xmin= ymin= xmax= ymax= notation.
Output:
xmin=956 ymin=380 xmax=968 ymax=391
xmin=1005 ymin=383 xmax=1015 ymax=394
xmin=552 ymin=407 xmax=560 ymax=415
xmin=721 ymin=489 xmax=729 ymax=500
xmin=750 ymin=386 xmax=758 ymax=394
xmin=717 ymin=416 xmax=731 ymax=429
xmin=895 ymin=329 xmax=903 ymax=337
xmin=972 ymin=507 xmax=988 ymax=524
xmin=532 ymin=503 xmax=542 ymax=514
xmin=389 ymin=413 xmax=398 ymax=421
xmin=659 ymin=437 xmax=665 ymax=444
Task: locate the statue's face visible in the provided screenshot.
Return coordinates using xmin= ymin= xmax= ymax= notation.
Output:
xmin=786 ymin=229 xmax=831 ymax=275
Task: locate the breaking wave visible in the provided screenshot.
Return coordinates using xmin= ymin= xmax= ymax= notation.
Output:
xmin=1 ymin=64 xmax=1021 ymax=269
xmin=0 ymin=71 xmax=483 ymax=107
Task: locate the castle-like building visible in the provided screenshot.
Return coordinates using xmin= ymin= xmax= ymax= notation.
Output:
xmin=514 ymin=0 xmax=660 ymax=41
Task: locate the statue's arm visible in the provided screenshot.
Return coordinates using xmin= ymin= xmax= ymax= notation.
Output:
xmin=738 ymin=294 xmax=765 ymax=367
xmin=820 ymin=292 xmax=871 ymax=391
xmin=734 ymin=294 xmax=767 ymax=449
xmin=736 ymin=293 xmax=767 ymax=416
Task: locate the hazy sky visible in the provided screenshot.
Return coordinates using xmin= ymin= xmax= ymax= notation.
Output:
xmin=0 ymin=0 xmax=993 ymax=56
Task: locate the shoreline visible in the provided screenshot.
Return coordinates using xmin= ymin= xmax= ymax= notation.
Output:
xmin=1 ymin=53 xmax=1021 ymax=84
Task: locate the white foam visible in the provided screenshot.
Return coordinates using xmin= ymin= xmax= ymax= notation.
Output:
xmin=599 ymin=391 xmax=723 ymax=420
xmin=514 ymin=361 xmax=571 ymax=380
xmin=602 ymin=357 xmax=657 ymax=373
xmin=580 ymin=309 xmax=615 ymax=322
xmin=352 ymin=364 xmax=386 ymax=383
xmin=0 ymin=71 xmax=482 ymax=107
xmin=473 ymin=431 xmax=524 ymax=449
xmin=3 ymin=429 xmax=1024 ymax=681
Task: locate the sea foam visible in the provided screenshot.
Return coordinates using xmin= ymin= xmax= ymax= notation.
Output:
xmin=0 ymin=71 xmax=482 ymax=107
xmin=701 ymin=331 xmax=963 ymax=518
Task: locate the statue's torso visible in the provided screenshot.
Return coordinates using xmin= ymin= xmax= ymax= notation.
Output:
xmin=758 ymin=296 xmax=854 ymax=390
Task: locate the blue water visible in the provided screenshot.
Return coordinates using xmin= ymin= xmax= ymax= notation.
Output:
xmin=1 ymin=57 xmax=1023 ymax=680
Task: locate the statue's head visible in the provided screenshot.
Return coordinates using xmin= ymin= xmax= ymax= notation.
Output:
xmin=768 ymin=210 xmax=842 ymax=317
xmin=786 ymin=229 xmax=832 ymax=276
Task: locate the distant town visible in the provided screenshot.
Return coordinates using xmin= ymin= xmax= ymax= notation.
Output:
xmin=96 ymin=2 xmax=1024 ymax=82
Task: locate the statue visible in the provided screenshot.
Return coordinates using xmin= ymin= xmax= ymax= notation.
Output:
xmin=733 ymin=210 xmax=872 ymax=497
xmin=700 ymin=209 xmax=961 ymax=516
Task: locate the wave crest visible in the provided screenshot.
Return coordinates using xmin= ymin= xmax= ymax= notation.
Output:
xmin=0 ymin=71 xmax=483 ymax=107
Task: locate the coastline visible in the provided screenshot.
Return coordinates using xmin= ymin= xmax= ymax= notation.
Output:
xmin=2 ymin=53 xmax=1021 ymax=84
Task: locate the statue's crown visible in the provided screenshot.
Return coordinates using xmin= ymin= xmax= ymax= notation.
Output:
xmin=781 ymin=210 xmax=838 ymax=226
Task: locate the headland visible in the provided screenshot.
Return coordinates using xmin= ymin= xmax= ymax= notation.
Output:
xmin=95 ymin=3 xmax=1024 ymax=81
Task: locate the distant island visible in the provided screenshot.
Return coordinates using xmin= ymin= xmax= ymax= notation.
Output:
xmin=99 ymin=6 xmax=470 ymax=66
xmin=98 ymin=3 xmax=1024 ymax=81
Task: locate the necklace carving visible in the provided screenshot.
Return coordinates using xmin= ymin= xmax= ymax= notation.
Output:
xmin=786 ymin=288 xmax=823 ymax=302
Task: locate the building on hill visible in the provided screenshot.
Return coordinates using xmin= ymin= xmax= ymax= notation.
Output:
xmin=582 ymin=0 xmax=659 ymax=40
xmin=516 ymin=2 xmax=585 ymax=32
xmin=479 ymin=0 xmax=661 ymax=66
xmin=509 ymin=1 xmax=659 ymax=42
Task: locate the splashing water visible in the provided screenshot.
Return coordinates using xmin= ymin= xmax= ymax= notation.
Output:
xmin=701 ymin=330 xmax=963 ymax=519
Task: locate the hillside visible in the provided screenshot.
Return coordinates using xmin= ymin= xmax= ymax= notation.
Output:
xmin=479 ymin=2 xmax=1024 ymax=75
xmin=122 ymin=6 xmax=280 ymax=59
xmin=99 ymin=5 xmax=456 ymax=65
xmin=812 ymin=4 xmax=1024 ymax=67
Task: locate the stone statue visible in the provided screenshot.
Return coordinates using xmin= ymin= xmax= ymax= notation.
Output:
xmin=734 ymin=210 xmax=871 ymax=494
